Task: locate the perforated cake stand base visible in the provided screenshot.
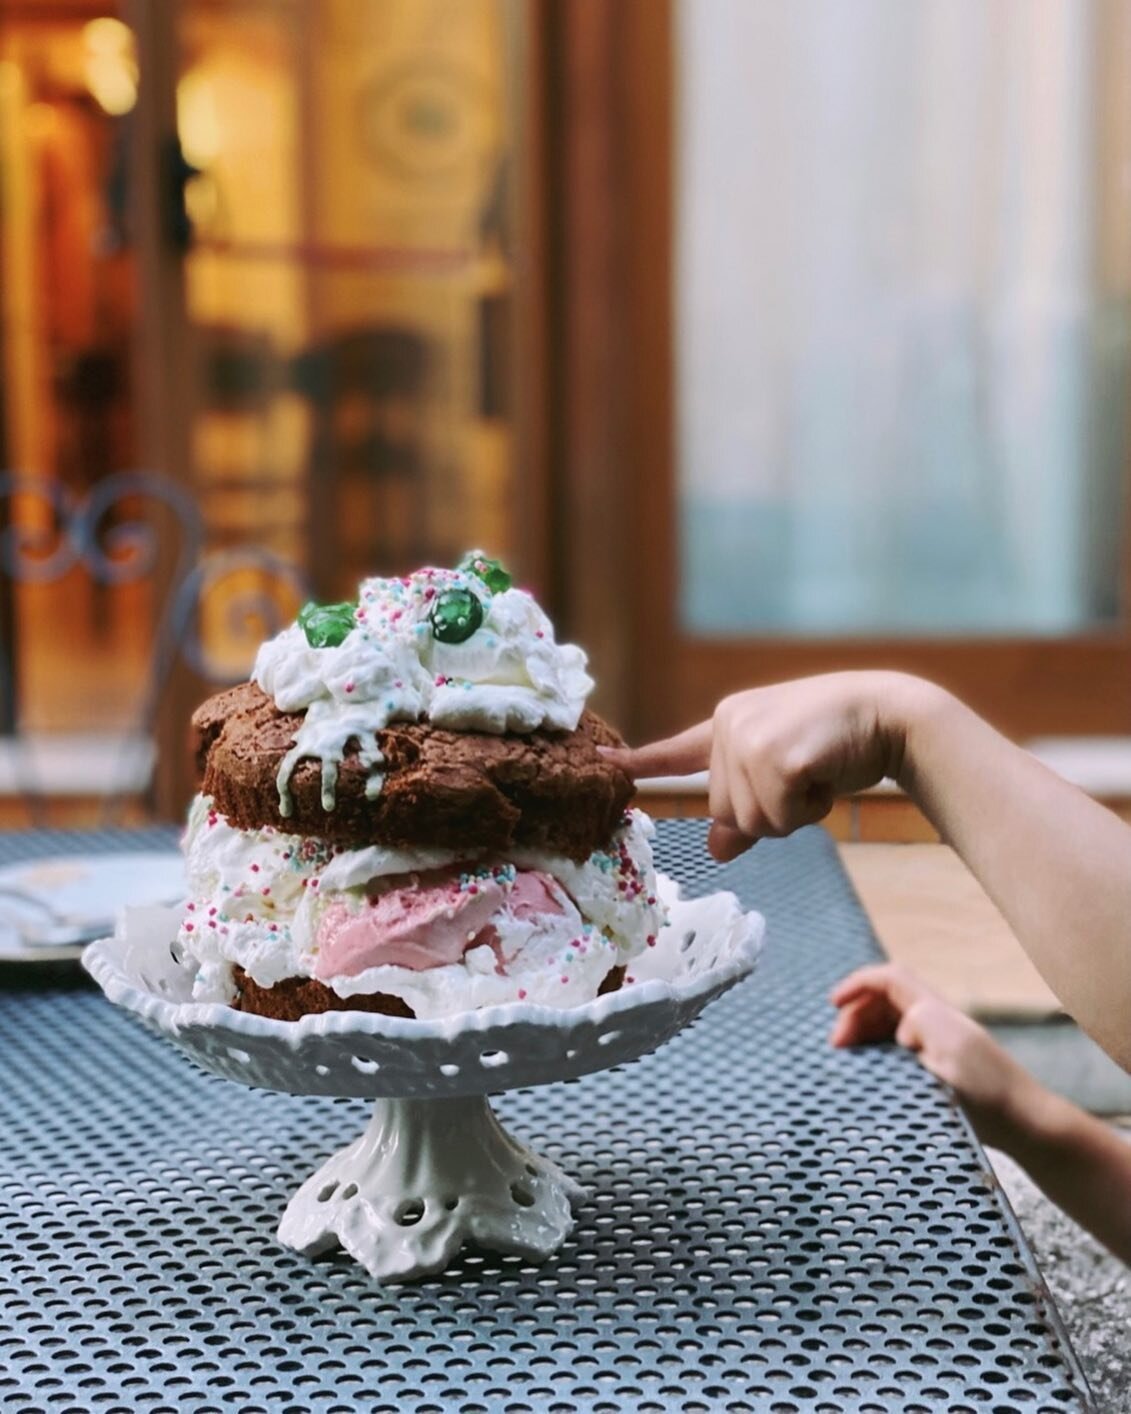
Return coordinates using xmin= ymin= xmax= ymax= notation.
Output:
xmin=84 ymin=879 xmax=762 ymax=1284
xmin=279 ymin=1095 xmax=584 ymax=1280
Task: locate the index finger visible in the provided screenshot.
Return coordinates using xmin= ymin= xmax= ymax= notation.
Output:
xmin=599 ymin=719 xmax=713 ymax=778
xmin=828 ymin=963 xmax=933 ymax=1012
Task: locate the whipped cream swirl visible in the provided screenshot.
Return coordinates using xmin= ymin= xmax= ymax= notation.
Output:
xmin=253 ymin=563 xmax=593 ymax=815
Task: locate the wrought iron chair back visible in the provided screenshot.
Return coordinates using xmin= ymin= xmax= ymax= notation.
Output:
xmin=0 ymin=471 xmax=306 ymax=824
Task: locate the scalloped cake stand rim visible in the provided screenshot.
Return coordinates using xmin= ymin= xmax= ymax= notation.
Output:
xmin=83 ymin=913 xmax=764 ymax=1058
xmin=82 ymin=890 xmax=765 ymax=1282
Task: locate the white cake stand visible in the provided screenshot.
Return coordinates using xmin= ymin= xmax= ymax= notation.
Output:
xmin=84 ymin=881 xmax=763 ymax=1283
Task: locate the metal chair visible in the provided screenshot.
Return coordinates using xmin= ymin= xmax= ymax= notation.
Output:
xmin=0 ymin=470 xmax=306 ymax=825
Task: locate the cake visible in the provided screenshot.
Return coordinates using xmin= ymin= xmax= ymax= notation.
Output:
xmin=177 ymin=554 xmax=667 ymax=1020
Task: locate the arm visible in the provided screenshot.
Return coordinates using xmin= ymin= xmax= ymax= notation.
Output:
xmin=832 ymin=964 xmax=1131 ymax=1265
xmin=1007 ymin=1087 xmax=1131 ymax=1266
xmin=897 ymin=681 xmax=1131 ymax=1074
xmin=604 ymin=671 xmax=1131 ymax=1070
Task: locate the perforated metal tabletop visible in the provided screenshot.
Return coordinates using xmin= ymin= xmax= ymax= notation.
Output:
xmin=0 ymin=822 xmax=1093 ymax=1413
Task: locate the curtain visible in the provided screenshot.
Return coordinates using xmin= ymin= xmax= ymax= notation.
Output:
xmin=676 ymin=0 xmax=1131 ymax=635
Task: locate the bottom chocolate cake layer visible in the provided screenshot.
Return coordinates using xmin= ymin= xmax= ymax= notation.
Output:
xmin=232 ymin=968 xmax=414 ymax=1020
xmin=231 ymin=964 xmax=627 ymax=1022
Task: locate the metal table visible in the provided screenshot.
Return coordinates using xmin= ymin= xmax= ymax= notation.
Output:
xmin=0 ymin=822 xmax=1093 ymax=1413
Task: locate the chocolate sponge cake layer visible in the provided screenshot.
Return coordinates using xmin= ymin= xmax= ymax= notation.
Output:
xmin=232 ymin=967 xmax=416 ymax=1020
xmin=194 ymin=682 xmax=634 ymax=860
xmin=231 ymin=963 xmax=628 ymax=1022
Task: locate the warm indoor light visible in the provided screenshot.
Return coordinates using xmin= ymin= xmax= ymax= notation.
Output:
xmin=176 ymin=71 xmax=222 ymax=169
xmin=82 ymin=17 xmax=137 ymax=115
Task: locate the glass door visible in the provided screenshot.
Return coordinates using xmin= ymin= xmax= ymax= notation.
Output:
xmin=602 ymin=0 xmax=1131 ymax=742
xmin=0 ymin=3 xmax=147 ymax=748
xmin=0 ymin=0 xmax=538 ymax=820
xmin=170 ymin=0 xmax=523 ymax=597
xmin=675 ymin=0 xmax=1131 ymax=643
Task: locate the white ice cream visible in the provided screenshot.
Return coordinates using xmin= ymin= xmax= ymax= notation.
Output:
xmin=177 ymin=797 xmax=667 ymax=1019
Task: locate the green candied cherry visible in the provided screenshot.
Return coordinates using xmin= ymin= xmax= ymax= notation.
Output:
xmin=298 ymin=600 xmax=357 ymax=649
xmin=430 ymin=586 xmax=484 ymax=644
xmin=458 ymin=550 xmax=512 ymax=595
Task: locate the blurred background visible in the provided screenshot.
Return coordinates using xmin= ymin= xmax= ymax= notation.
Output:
xmin=2 ymin=0 xmax=1131 ymax=830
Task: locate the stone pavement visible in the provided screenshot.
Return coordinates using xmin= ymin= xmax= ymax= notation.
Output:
xmin=991 ymin=1134 xmax=1131 ymax=1414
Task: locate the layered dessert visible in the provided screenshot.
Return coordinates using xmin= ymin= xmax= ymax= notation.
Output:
xmin=178 ymin=554 xmax=666 ymax=1020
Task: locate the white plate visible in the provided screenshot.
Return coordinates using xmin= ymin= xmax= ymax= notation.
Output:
xmin=0 ymin=852 xmax=185 ymax=963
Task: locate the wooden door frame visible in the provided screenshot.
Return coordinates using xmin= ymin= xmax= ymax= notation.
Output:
xmin=505 ymin=0 xmax=549 ymax=603
xmin=535 ymin=0 xmax=1131 ymax=744
xmin=516 ymin=0 xmax=672 ymax=735
xmin=127 ymin=0 xmax=201 ymax=816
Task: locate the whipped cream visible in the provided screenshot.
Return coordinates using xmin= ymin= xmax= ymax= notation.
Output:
xmin=177 ymin=797 xmax=667 ymax=1018
xmin=252 ymin=564 xmax=593 ymax=815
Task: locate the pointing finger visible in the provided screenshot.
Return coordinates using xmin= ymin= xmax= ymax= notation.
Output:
xmin=598 ymin=719 xmax=713 ymax=779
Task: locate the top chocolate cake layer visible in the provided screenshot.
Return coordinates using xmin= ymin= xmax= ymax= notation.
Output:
xmin=193 ymin=682 xmax=634 ymax=859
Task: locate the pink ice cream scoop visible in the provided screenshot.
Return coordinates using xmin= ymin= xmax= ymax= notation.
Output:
xmin=313 ymin=869 xmax=566 ymax=979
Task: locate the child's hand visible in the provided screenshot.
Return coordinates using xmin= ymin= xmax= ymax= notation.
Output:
xmin=830 ymin=963 xmax=1040 ymax=1150
xmin=603 ymin=671 xmax=929 ymax=861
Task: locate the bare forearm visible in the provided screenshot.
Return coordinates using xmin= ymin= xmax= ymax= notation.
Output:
xmin=893 ymin=681 xmax=1131 ymax=1071
xmin=998 ymin=1083 xmax=1131 ymax=1265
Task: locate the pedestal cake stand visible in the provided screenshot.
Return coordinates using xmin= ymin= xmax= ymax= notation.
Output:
xmin=84 ymin=882 xmax=763 ymax=1283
